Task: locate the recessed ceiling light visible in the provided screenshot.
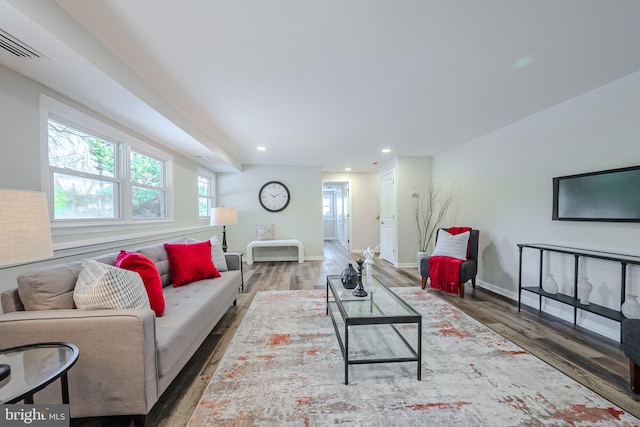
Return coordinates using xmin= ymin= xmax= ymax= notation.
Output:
xmin=381 ymin=148 xmax=391 ymax=153
xmin=345 ymin=168 xmax=352 ymax=171
xmin=257 ymin=146 xmax=267 ymax=151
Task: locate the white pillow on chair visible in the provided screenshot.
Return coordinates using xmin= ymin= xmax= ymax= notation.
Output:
xmin=431 ymin=230 xmax=470 ymax=260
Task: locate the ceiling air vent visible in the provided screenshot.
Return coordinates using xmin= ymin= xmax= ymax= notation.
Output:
xmin=0 ymin=29 xmax=43 ymax=58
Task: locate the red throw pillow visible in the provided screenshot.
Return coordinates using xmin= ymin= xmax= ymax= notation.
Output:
xmin=163 ymin=241 xmax=221 ymax=287
xmin=115 ymin=251 xmax=165 ymax=317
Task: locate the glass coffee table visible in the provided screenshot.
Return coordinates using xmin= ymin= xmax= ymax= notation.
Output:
xmin=326 ymin=275 xmax=422 ymax=384
xmin=0 ymin=342 xmax=79 ymax=404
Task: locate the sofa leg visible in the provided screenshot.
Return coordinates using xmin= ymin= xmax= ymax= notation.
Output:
xmin=421 ymin=276 xmax=427 ymax=290
xmin=459 ymin=283 xmax=465 ymax=298
xmin=630 ymin=360 xmax=640 ymax=393
xmin=471 ymin=276 xmax=476 ymax=289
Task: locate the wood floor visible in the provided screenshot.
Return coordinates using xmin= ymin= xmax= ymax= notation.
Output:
xmin=73 ymin=240 xmax=639 ymax=426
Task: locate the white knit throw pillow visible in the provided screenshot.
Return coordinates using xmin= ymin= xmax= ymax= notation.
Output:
xmin=431 ymin=230 xmax=470 ymax=260
xmin=74 ymin=259 xmax=150 ymax=310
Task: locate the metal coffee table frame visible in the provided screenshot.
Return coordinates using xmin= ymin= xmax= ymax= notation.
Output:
xmin=326 ymin=275 xmax=422 ymax=384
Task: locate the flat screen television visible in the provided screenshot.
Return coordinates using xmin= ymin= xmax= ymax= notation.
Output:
xmin=552 ymin=165 xmax=640 ymax=222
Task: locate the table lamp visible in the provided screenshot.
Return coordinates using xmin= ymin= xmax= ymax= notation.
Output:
xmin=210 ymin=207 xmax=237 ymax=252
xmin=0 ymin=189 xmax=54 ymax=381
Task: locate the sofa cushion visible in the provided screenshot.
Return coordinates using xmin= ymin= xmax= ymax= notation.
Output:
xmin=17 ymin=262 xmax=81 ymax=310
xmin=164 ymin=241 xmax=221 ymax=287
xmin=155 ymin=270 xmax=240 ymax=379
xmin=116 ymin=251 xmax=165 ymax=317
xmin=136 ymin=244 xmax=173 ymax=288
xmin=74 ymin=259 xmax=150 ymax=310
xmin=16 ymin=253 xmax=117 ymax=311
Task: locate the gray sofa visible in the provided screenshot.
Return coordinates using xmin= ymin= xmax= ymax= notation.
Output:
xmin=0 ymin=240 xmax=242 ymax=425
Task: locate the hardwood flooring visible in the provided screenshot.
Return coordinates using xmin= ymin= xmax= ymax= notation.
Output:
xmin=73 ymin=240 xmax=639 ymax=426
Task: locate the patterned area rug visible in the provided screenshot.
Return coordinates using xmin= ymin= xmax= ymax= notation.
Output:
xmin=188 ymin=288 xmax=639 ymax=426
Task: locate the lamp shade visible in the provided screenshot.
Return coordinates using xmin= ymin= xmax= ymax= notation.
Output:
xmin=210 ymin=207 xmax=238 ymax=226
xmin=0 ymin=189 xmax=53 ymax=266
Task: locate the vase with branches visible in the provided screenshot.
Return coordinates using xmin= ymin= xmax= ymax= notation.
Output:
xmin=411 ymin=185 xmax=455 ymax=257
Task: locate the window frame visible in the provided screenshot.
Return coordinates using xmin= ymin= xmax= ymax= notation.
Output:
xmin=41 ymin=95 xmax=174 ymax=228
xmin=198 ymin=169 xmax=216 ymax=220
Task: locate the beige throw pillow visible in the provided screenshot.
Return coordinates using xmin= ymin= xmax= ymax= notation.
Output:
xmin=74 ymin=259 xmax=150 ymax=310
xmin=256 ymin=224 xmax=275 ymax=240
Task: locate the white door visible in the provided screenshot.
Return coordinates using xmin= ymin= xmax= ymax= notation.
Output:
xmin=339 ymin=183 xmax=350 ymax=251
xmin=380 ymin=169 xmax=395 ymax=263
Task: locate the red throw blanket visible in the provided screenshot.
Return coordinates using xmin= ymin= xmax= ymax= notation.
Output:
xmin=429 ymin=227 xmax=472 ymax=294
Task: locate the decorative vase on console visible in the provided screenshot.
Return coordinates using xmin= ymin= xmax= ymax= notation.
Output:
xmin=341 ymin=263 xmax=358 ymax=289
xmin=542 ymin=274 xmax=559 ymax=294
xmin=622 ymin=294 xmax=640 ymax=319
xmin=577 ymin=277 xmax=593 ymax=305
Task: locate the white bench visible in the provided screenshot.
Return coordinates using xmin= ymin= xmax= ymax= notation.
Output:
xmin=246 ymin=239 xmax=304 ymax=265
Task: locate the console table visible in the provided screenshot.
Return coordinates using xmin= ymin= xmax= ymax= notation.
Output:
xmin=517 ymin=244 xmax=640 ymax=332
xmin=246 ymin=239 xmax=304 ymax=265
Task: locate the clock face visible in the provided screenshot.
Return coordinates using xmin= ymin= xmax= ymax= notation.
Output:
xmin=259 ymin=181 xmax=290 ymax=212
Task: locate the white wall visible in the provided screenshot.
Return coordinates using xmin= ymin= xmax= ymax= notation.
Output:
xmin=217 ymin=165 xmax=323 ymax=259
xmin=433 ymin=70 xmax=640 ymax=340
xmin=322 ymin=172 xmax=380 ymax=253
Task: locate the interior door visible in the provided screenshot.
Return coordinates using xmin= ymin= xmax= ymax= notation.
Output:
xmin=380 ymin=169 xmax=395 ymax=263
xmin=339 ymin=183 xmax=350 ymax=251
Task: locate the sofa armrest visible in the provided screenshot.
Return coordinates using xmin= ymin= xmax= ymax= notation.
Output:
xmin=0 ymin=308 xmax=158 ymax=418
xmin=225 ymin=252 xmax=242 ymax=271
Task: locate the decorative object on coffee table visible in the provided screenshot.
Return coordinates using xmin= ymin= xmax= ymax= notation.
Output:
xmin=0 ymin=364 xmax=9 ymax=381
xmin=352 ymin=259 xmax=368 ymax=297
xmin=341 ymin=263 xmax=358 ymax=289
xmin=577 ymin=277 xmax=593 ymax=305
xmin=363 ymin=247 xmax=374 ymax=285
xmin=542 ymin=274 xmax=559 ymax=294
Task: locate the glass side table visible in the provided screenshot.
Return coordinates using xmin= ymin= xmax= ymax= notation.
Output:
xmin=0 ymin=342 xmax=79 ymax=404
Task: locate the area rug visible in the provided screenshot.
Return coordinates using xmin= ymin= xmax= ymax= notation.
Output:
xmin=188 ymin=288 xmax=640 ymax=426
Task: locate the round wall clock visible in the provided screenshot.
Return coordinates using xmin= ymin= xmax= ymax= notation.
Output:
xmin=259 ymin=181 xmax=290 ymax=212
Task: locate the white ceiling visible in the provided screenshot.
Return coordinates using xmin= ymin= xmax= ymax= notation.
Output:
xmin=2 ymin=0 xmax=640 ymax=173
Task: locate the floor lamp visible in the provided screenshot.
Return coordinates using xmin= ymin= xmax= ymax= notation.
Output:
xmin=0 ymin=189 xmax=54 ymax=380
xmin=210 ymin=207 xmax=238 ymax=252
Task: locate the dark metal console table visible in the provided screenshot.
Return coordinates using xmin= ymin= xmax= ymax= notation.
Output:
xmin=518 ymin=244 xmax=640 ymax=332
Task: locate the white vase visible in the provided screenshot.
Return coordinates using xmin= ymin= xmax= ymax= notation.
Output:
xmin=542 ymin=274 xmax=559 ymax=294
xmin=622 ymin=294 xmax=640 ymax=319
xmin=577 ymin=277 xmax=593 ymax=305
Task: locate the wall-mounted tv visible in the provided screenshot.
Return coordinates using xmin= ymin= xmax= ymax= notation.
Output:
xmin=552 ymin=165 xmax=640 ymax=222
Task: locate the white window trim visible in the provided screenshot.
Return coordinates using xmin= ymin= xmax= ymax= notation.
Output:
xmin=40 ymin=94 xmax=174 ymax=229
xmin=198 ymin=169 xmax=216 ymax=220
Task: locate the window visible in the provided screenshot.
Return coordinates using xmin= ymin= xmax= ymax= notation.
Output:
xmin=42 ymin=95 xmax=172 ymax=225
xmin=198 ymin=172 xmax=215 ymax=218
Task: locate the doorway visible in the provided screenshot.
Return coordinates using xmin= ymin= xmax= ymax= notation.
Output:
xmin=380 ymin=169 xmax=395 ymax=264
xmin=322 ymin=181 xmax=350 ymax=251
